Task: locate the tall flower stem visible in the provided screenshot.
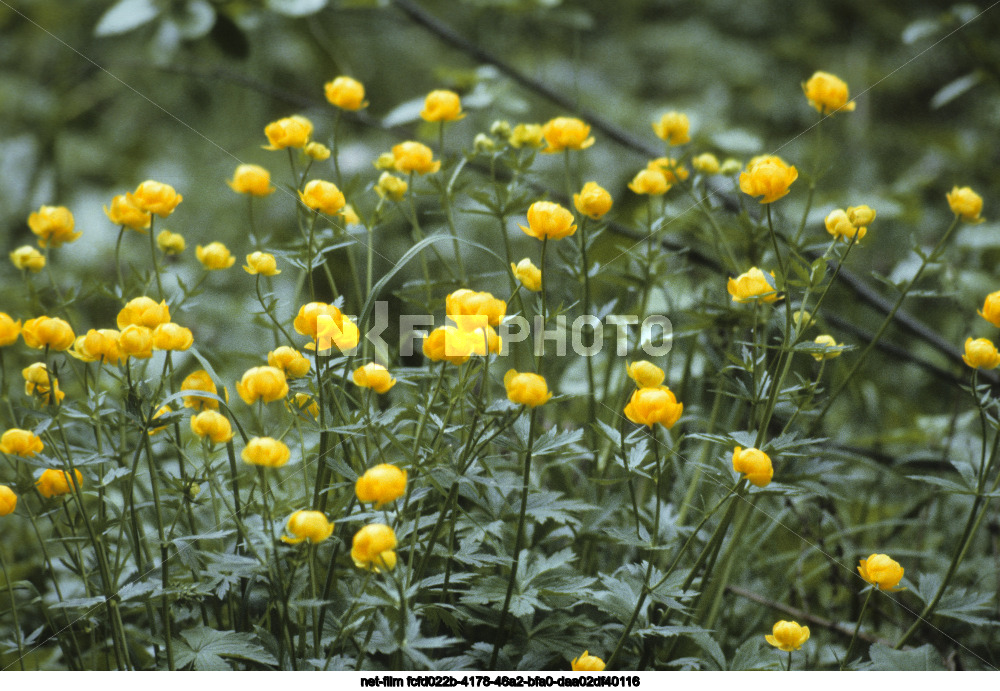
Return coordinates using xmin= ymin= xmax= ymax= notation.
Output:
xmin=114 ymin=226 xmax=127 ymax=298
xmin=143 ymin=433 xmax=175 ymax=670
xmin=148 ymin=217 xmax=165 ymax=300
xmin=793 ymin=115 xmax=824 ymax=246
xmin=0 ymin=545 xmax=25 ymax=669
xmin=842 ymin=586 xmax=875 ymax=669
xmin=577 ymin=216 xmax=597 ymax=446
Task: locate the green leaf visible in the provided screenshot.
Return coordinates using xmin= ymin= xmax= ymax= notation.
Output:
xmin=94 ymin=0 xmax=161 ymax=36
xmin=930 ymin=72 xmax=982 ymax=110
xmin=174 ymin=627 xmax=278 ymax=671
xmin=866 ymin=643 xmax=945 ymax=671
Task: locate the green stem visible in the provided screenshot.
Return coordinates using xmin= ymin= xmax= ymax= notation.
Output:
xmin=0 ymin=546 xmax=25 ymax=669
xmin=148 ymin=216 xmax=164 ymax=300
xmin=843 ymin=587 xmax=875 ymax=669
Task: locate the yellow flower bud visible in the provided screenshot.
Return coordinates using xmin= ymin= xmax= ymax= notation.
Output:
xmin=0 ymin=485 xmax=16 ymax=517
xmin=355 ymin=463 xmax=408 ymax=507
xmin=719 ymin=157 xmax=743 ymax=175
xmin=858 ymin=553 xmax=905 ymax=591
xmin=812 ymin=334 xmax=844 ymax=361
xmin=519 ymin=201 xmax=577 ymax=241
xmin=243 ymin=251 xmax=281 ymax=276
xmin=104 ymin=193 xmax=152 ymax=232
xmin=628 ymin=168 xmax=669 ymax=196
xmin=420 ymin=89 xmax=465 ymax=122
xmin=304 ymin=142 xmax=331 ymax=161
xmin=947 ymin=186 xmax=984 ymax=223
xmin=127 ymin=180 xmax=183 ymax=218
xmin=511 ymin=258 xmax=542 ymax=292
xmin=236 ymin=366 xmax=289 ymax=405
xmin=281 ymin=510 xmax=335 ymax=545
xmin=290 ymin=393 xmax=320 ymax=420
xmin=22 ymin=316 xmax=75 ymax=351
xmin=118 ymin=297 xmax=170 ymax=329
xmin=651 ymin=111 xmax=690 ymax=145
xmin=962 ymin=337 xmax=1000 ymax=370
xmin=351 ymin=523 xmax=397 ymax=572
xmin=979 ymin=290 xmax=1000 ymax=328
xmin=10 ymin=245 xmax=45 ymax=272
xmin=503 ymin=370 xmax=552 ymax=408
xmin=148 ymin=404 xmax=171 ymax=436
xmin=626 ymin=361 xmax=665 ymax=388
xmin=36 ymin=468 xmax=83 ymax=498
xmin=802 ymin=71 xmax=856 ymax=114
xmin=0 ymin=313 xmax=21 ymax=347
xmin=624 ymin=386 xmax=683 ymax=429
xmin=739 ymin=155 xmax=798 ymax=204
xmin=374 ymin=172 xmax=408 ymax=201
xmin=118 ymin=324 xmax=154 ymax=359
xmin=22 ymin=362 xmax=65 ymax=405
xmin=0 ymin=429 xmax=44 ymax=457
xmin=692 ymin=153 xmax=720 ymax=174
xmin=267 ymin=346 xmax=310 ymax=379
xmin=573 ymin=181 xmax=613 ymax=220
xmin=374 ymin=152 xmax=397 ymax=171
xmin=152 ymin=322 xmax=193 ymax=351
xmin=196 ymin=242 xmax=236 ymax=270
xmin=727 ymin=267 xmax=778 ymax=304
xmin=765 ymin=620 xmax=810 ymax=652
xmin=298 ymin=179 xmax=346 ymax=215
xmin=227 ymin=164 xmax=275 ymax=197
xmin=541 ymin=117 xmax=595 ymax=153
xmin=241 ymin=437 xmax=291 ymax=468
xmin=156 ymin=230 xmax=186 ymax=254
xmin=263 ymin=114 xmax=313 ymax=150
xmin=392 ymin=141 xmax=440 ymax=175
xmin=423 ymin=326 xmax=473 ymax=365
xmin=490 ymin=120 xmax=512 ymax=139
xmin=473 ymin=134 xmax=496 ymax=153
xmin=181 ymin=370 xmax=220 ymax=411
xmin=352 ymin=363 xmax=397 ymax=394
xmin=190 ymin=410 xmax=234 ymax=444
xmin=340 ymin=204 xmax=361 ymax=226
xmin=447 ymin=289 xmax=507 ymax=329
xmin=570 ymin=651 xmax=605 ymax=672
xmin=324 ymin=76 xmax=367 ymax=111
xmin=28 ymin=205 xmax=81 ymax=248
xmin=732 ymin=446 xmax=773 ymax=487
xmin=509 ymin=123 xmax=544 ymax=149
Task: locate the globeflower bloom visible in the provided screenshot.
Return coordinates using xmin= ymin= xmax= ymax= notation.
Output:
xmin=181 ymin=369 xmax=220 ymax=410
xmin=290 ymin=393 xmax=320 ymax=420
xmin=128 ymin=180 xmax=183 ymax=217
xmin=243 ymin=251 xmax=281 ymax=276
xmin=305 ymin=142 xmax=330 ymax=161
xmin=803 ymin=71 xmax=856 ymax=114
xmin=765 ymin=621 xmax=810 ymax=652
xmin=104 ymin=194 xmax=151 ymax=231
xmin=812 ymin=334 xmax=844 ymax=361
xmin=963 ymin=337 xmax=1000 ymax=370
xmin=392 ymin=141 xmax=440 ymax=175
xmin=692 ymin=153 xmax=720 ymax=174
xmin=947 ymin=186 xmax=984 ymax=223
xmin=71 ymin=329 xmax=123 ymax=365
xmin=0 ymin=429 xmax=44 ymax=457
xmin=0 ymin=313 xmax=21 ymax=346
xmin=626 ymin=361 xmax=665 ymax=388
xmin=511 ymin=258 xmax=542 ymax=292
xmin=325 ymin=76 xmax=367 ymax=110
xmin=858 ymin=553 xmax=905 ymax=591
xmin=117 ymin=297 xmax=170 ymax=329
xmin=570 ymin=651 xmax=606 ymax=672
xmin=355 ymin=463 xmax=408 ymax=507
xmin=541 ymin=117 xmax=595 ymax=153
xmin=190 ymin=410 xmax=234 ymax=444
xmin=228 ymin=164 xmax=275 ymax=197
xmin=236 ymin=366 xmax=289 ymax=405
xmin=651 ymin=111 xmax=691 ymax=145
xmin=573 ymin=182 xmax=613 ymax=220
xmin=28 ymin=205 xmax=80 ymax=247
xmin=0 ymin=485 xmax=16 ymax=516
xmin=628 ymin=168 xmax=669 ymax=196
xmin=825 ymin=205 xmax=875 ymax=242
xmin=36 ymin=469 xmax=83 ymax=498
xmin=22 ymin=316 xmax=75 ymax=351
xmin=267 ymin=346 xmax=310 ymax=378
xmin=351 ymin=523 xmax=397 ymax=572
xmin=281 ymin=510 xmax=335 ymax=545
xmin=118 ymin=325 xmax=154 ymax=359
xmin=299 ymin=179 xmax=346 ymax=215
xmin=264 ymin=115 xmax=313 ymax=150
xmin=504 ymin=370 xmax=552 ymax=408
xmin=196 ymin=242 xmax=236 ymax=270
xmin=624 ymin=386 xmax=683 ymax=429
xmin=22 ymin=362 xmax=64 ymax=405
xmin=447 ymin=289 xmax=507 ymax=329
xmin=352 ymin=363 xmax=397 ymax=394
xmin=739 ymin=155 xmax=798 ymax=204
xmin=519 ymin=201 xmax=577 ymax=241
xmin=293 ymin=302 xmax=343 ymax=339
xmin=420 ymin=89 xmax=465 ymax=122
xmin=979 ymin=290 xmax=1000 ymax=327
xmin=732 ymin=446 xmax=773 ymax=487
xmin=647 ymin=157 xmax=690 ymax=184
xmin=374 ymin=172 xmax=408 ymax=201
xmin=152 ymin=323 xmax=193 ymax=351
xmin=242 ymin=437 xmax=291 ymax=468
xmin=423 ymin=326 xmax=475 ymax=365
xmin=509 ymin=123 xmax=544 ymax=149
xmin=157 ymin=230 xmax=186 ymax=254
xmin=10 ymin=245 xmax=46 ymax=272
xmin=727 ymin=267 xmax=778 ymax=304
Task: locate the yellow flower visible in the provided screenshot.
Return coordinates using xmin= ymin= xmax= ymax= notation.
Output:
xmin=148 ymin=404 xmax=171 ymax=436
xmin=104 ymin=194 xmax=152 ymax=231
xmin=243 ymin=251 xmax=281 ymax=276
xmin=0 ymin=429 xmax=44 ymax=457
xmin=10 ymin=245 xmax=46 ymax=272
xmin=732 ymin=446 xmax=773 ymax=487
xmin=281 ymin=510 xmax=335 ymax=545
xmin=36 ymin=469 xmax=83 ymax=498
xmin=420 ymin=89 xmax=465 ymax=122
xmin=152 ymin=322 xmax=193 ymax=351
xmin=71 ymin=328 xmax=123 ymax=365
xmin=792 ymin=309 xmax=814 ymax=330
xmin=267 ymin=346 xmax=310 ymax=379
xmin=765 ymin=620 xmax=810 ymax=652
xmin=118 ymin=324 xmax=154 ymax=359
xmin=802 ymin=71 xmax=856 ymax=114
xmin=227 ymin=164 xmax=275 ymax=197
xmin=190 ymin=410 xmax=234 ymax=444
xmin=511 ymin=258 xmax=542 ymax=292
xmin=423 ymin=326 xmax=474 ymax=365
xmin=503 ymin=370 xmax=552 ymax=407
xmin=313 ymin=312 xmax=360 ymax=353
xmin=290 ymin=393 xmax=320 ymax=420
xmin=324 ymin=76 xmax=367 ymax=111
xmin=962 ymin=337 xmax=1000 ymax=370
xmin=236 ymin=366 xmax=289 ymax=405
xmin=374 ymin=152 xmax=397 ymax=170
xmin=626 ymin=361 xmax=665 ymax=388
xmin=340 ymin=204 xmax=361 ymax=225
xmin=825 ymin=205 xmax=875 ymax=242
xmin=519 ymin=201 xmax=577 ymax=241
xmin=352 ymin=363 xmax=397 ymax=394
xmin=858 ymin=553 xmax=905 ymax=591
xmin=196 ymin=242 xmax=236 ymax=270
xmin=0 ymin=313 xmax=21 ymax=347
xmin=509 ymin=123 xmax=544 ymax=149
xmin=181 ymin=369 xmax=219 ymax=411
xmin=374 ymin=172 xmax=408 ymax=201
xmin=127 ymin=180 xmax=183 ymax=218
xmin=118 ymin=296 xmax=171 ymax=329
xmin=727 ymin=267 xmax=778 ymax=304
xmin=28 ymin=205 xmax=81 ymax=248
xmin=392 ymin=141 xmax=441 ymax=175
xmin=0 ymin=485 xmax=16 ymax=516
xmin=241 ymin=437 xmax=291 ymax=468
xmin=570 ymin=651 xmax=605 ymax=672
xmin=293 ymin=302 xmax=343 ymax=339
xmin=624 ymin=386 xmax=683 ymax=429
xmin=979 ymin=290 xmax=1000 ymax=327
xmin=573 ymin=182 xmax=613 ymax=220
xmin=651 ymin=111 xmax=691 ymax=145
xmin=22 ymin=316 xmax=75 ymax=351
xmin=739 ymin=155 xmax=798 ymax=204
xmin=351 ymin=523 xmax=397 ymax=572
xmin=156 ymin=230 xmax=186 ymax=254
xmin=628 ymin=168 xmax=669 ymax=196
xmin=812 ymin=334 xmax=844 ymax=361
xmin=647 ymin=157 xmax=689 ymax=184
xmin=447 ymin=288 xmax=507 ymax=329
xmin=719 ymin=157 xmax=743 ymax=175
xmin=263 ymin=114 xmax=313 ymax=150
xmin=541 ymin=117 xmax=595 ymax=153
xmin=692 ymin=153 xmax=720 ymax=174
xmin=355 ymin=463 xmax=408 ymax=507
xmin=305 ymin=142 xmax=330 ymax=160
xmin=947 ymin=186 xmax=984 ymax=223
xmin=22 ymin=362 xmax=65 ymax=405
xmin=299 ymin=179 xmax=346 ymax=215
